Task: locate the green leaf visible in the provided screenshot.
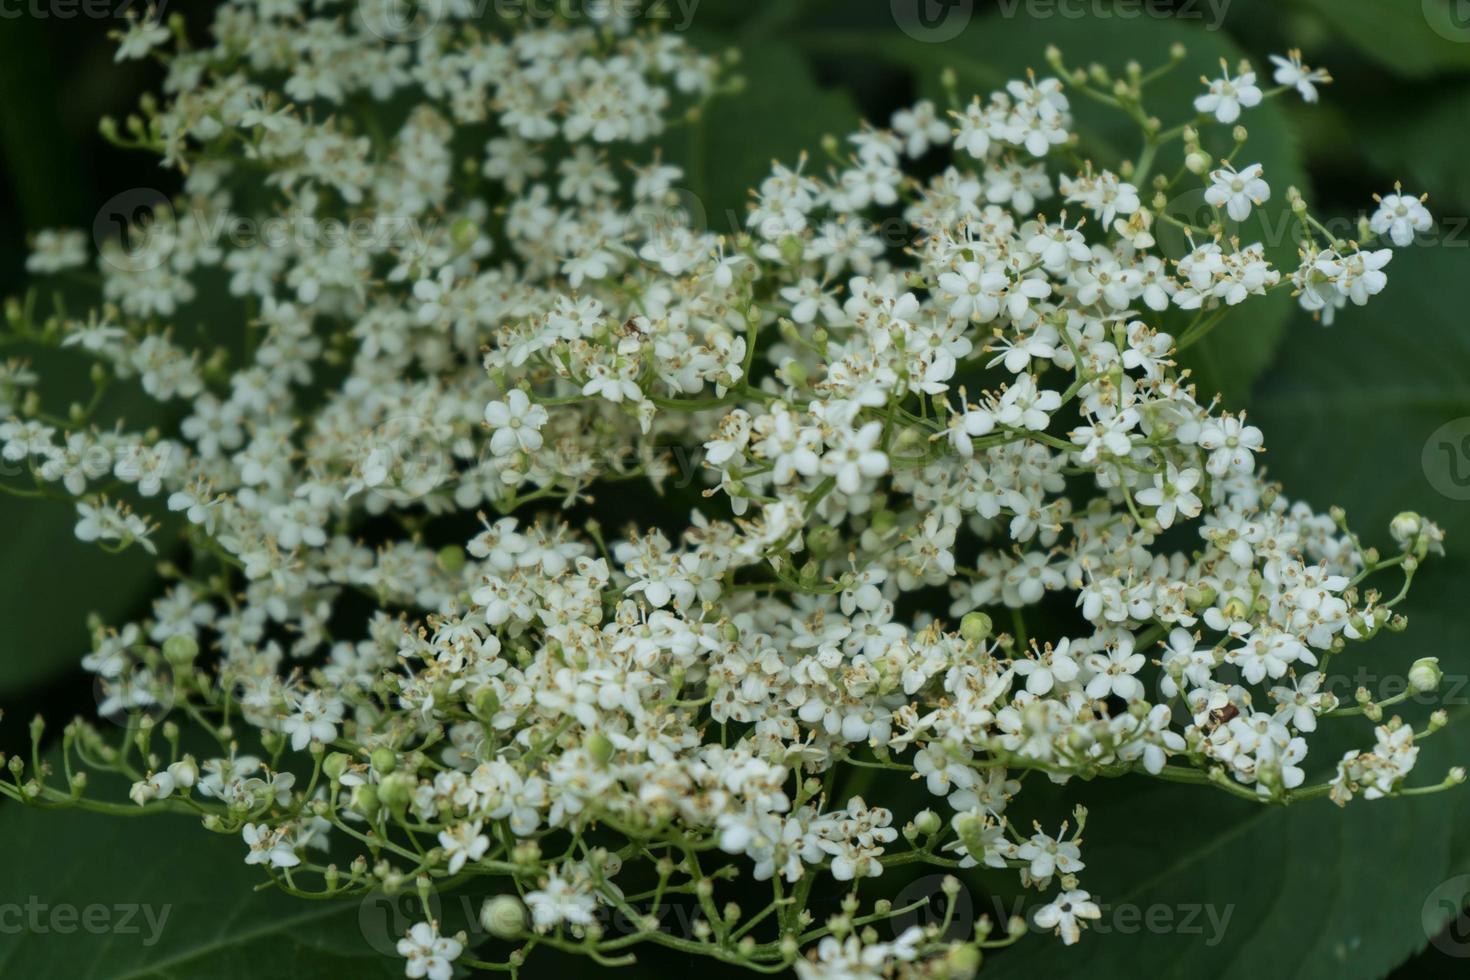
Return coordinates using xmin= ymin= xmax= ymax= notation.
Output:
xmin=1298 ymin=0 xmax=1470 ymax=79
xmin=668 ymin=41 xmax=862 ymax=231
xmin=800 ymin=13 xmax=1311 ymax=405
xmin=983 ymin=241 xmax=1470 ymax=980
xmin=1361 ymin=85 xmax=1470 ymax=213
xmin=0 ymin=803 xmax=404 ymax=979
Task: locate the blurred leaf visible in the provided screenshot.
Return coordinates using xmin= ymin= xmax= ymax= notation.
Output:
xmin=1362 ymin=86 xmax=1470 ymax=213
xmin=801 ymin=13 xmax=1311 ymax=405
xmin=668 ymin=41 xmax=861 ymax=231
xmin=0 ymin=802 xmax=402 ymax=979
xmin=1298 ymin=0 xmax=1470 ymax=79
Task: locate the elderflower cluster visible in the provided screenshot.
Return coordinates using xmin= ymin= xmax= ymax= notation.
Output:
xmin=0 ymin=6 xmax=1459 ymax=979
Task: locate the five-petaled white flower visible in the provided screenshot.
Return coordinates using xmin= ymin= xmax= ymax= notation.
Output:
xmin=484 ymin=389 xmax=550 ymax=457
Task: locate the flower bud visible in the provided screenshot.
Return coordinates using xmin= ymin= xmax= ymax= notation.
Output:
xmin=1390 ymin=511 xmax=1423 ymax=545
xmin=376 ymin=772 xmax=414 ymax=813
xmin=351 ymin=783 xmax=381 ymax=820
xmin=436 ymin=545 xmax=466 ymax=574
xmin=371 ymin=746 xmax=398 ymax=774
xmin=586 ymin=731 xmax=615 ymax=767
xmin=168 ymin=756 xmax=198 ymax=789
xmin=323 ymin=752 xmax=351 ymax=781
xmin=960 ymin=612 xmax=993 ymax=643
xmin=1408 ymin=657 xmax=1442 ymax=694
xmin=805 ymin=524 xmax=839 ymax=559
xmin=163 ymin=634 xmax=198 ymax=665
xmin=472 ymin=687 xmax=500 ymax=719
xmin=945 ymin=945 xmax=982 ymax=979
xmin=480 ymin=895 xmax=528 ymax=939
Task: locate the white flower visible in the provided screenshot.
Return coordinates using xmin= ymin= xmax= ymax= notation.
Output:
xmin=484 ymin=389 xmax=550 ymax=456
xmin=1135 ymin=464 xmax=1203 ymax=529
xmin=1194 ymin=64 xmax=1262 ymax=123
xmin=1270 ymin=50 xmax=1331 ymax=103
xmin=438 ymin=820 xmax=490 ymax=874
xmin=1034 ymin=889 xmax=1102 ymax=945
xmin=1195 ymin=416 xmax=1263 ymax=477
xmin=1012 ymin=640 xmax=1080 ymax=695
xmin=26 ymin=229 xmax=88 ymax=273
xmin=242 ymin=823 xmax=299 ymax=868
xmin=526 ymin=872 xmax=599 ymax=932
xmin=821 ymin=421 xmax=888 ymax=495
xmin=1205 ymin=163 xmax=1270 ymax=222
xmin=114 ymin=15 xmax=170 ymax=62
xmin=891 ymin=99 xmax=951 ymax=158
xmin=1369 ymin=189 xmax=1432 ymax=247
xmin=396 ymin=921 xmax=463 ymax=980
xmin=1016 ymin=828 xmax=1084 ymax=881
xmin=282 ymin=691 xmax=344 ymax=751
xmin=1084 ymin=633 xmax=1146 ymax=701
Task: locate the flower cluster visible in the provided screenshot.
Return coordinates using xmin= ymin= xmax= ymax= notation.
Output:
xmin=0 ymin=5 xmax=1459 ymax=979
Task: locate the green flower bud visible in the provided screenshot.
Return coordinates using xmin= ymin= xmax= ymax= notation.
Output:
xmin=586 ymin=731 xmax=615 ymax=767
xmin=473 ymin=687 xmax=501 ymax=719
xmin=1409 ymin=657 xmax=1442 ymax=694
xmin=480 ymin=895 xmax=528 ymax=939
xmin=436 ymin=545 xmax=466 ymax=574
xmin=322 ymin=752 xmax=351 ymax=781
xmin=370 ymin=746 xmax=398 ymax=774
xmin=870 ymin=509 xmax=898 ymax=535
xmin=913 ymin=808 xmax=942 ymax=836
xmin=945 ymin=945 xmax=982 ymax=980
xmin=451 ymin=217 xmax=479 ymax=250
xmin=350 ymin=783 xmax=381 ymax=820
xmin=163 ymin=634 xmax=199 ymax=664
xmin=960 ymin=612 xmax=993 ymax=643
xmin=805 ymin=524 xmax=839 ymax=560
xmin=376 ymin=772 xmax=414 ymax=813
xmin=781 ymin=359 xmax=809 ymax=388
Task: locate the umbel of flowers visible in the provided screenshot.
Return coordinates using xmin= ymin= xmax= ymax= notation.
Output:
xmin=0 ymin=4 xmax=1455 ymax=978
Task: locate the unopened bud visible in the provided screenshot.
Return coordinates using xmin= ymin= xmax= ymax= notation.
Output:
xmin=1409 ymin=657 xmax=1442 ymax=694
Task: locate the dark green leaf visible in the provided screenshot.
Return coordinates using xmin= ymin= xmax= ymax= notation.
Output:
xmin=1298 ymin=0 xmax=1470 ymax=79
